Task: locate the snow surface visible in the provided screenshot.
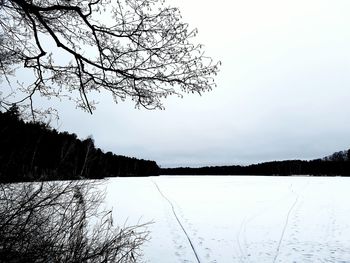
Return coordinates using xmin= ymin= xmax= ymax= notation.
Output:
xmin=103 ymin=176 xmax=350 ymax=263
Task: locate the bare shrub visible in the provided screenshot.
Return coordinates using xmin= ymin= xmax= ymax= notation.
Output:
xmin=0 ymin=180 xmax=150 ymax=262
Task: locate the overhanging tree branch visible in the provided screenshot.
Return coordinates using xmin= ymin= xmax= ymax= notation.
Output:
xmin=0 ymin=0 xmax=220 ymax=119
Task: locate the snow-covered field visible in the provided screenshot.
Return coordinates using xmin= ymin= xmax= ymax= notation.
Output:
xmin=104 ymin=176 xmax=350 ymax=263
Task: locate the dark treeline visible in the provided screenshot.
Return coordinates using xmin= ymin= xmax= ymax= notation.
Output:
xmin=0 ymin=107 xmax=159 ymax=182
xmin=161 ymin=150 xmax=350 ymax=176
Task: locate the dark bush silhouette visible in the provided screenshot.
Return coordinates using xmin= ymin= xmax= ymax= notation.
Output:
xmin=0 ymin=180 xmax=150 ymax=262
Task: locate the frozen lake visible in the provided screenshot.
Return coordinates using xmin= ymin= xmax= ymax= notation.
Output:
xmin=104 ymin=176 xmax=350 ymax=262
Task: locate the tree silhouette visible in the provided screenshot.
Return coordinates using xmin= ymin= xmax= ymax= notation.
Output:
xmin=0 ymin=109 xmax=160 ymax=182
xmin=0 ymin=0 xmax=220 ymax=120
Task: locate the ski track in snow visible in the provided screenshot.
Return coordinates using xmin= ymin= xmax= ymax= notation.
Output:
xmin=105 ymin=176 xmax=350 ymax=262
xmin=236 ymin=182 xmax=304 ymax=262
xmin=272 ymin=193 xmax=299 ymax=263
xmin=152 ymin=180 xmax=202 ymax=263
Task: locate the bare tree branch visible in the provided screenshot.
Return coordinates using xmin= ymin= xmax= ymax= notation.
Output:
xmin=0 ymin=0 xmax=220 ymax=120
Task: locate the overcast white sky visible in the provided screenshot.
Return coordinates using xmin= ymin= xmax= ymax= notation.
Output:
xmin=55 ymin=0 xmax=350 ymax=167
